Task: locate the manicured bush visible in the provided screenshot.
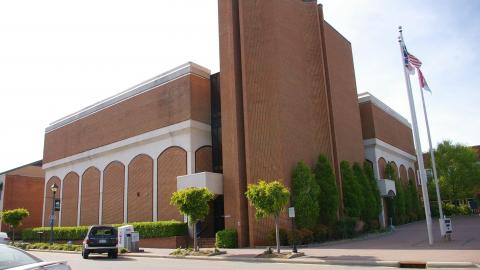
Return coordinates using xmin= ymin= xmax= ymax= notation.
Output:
xmin=457 ymin=204 xmax=471 ymax=215
xmin=267 ymin=228 xmax=288 ymax=246
xmin=312 ymin=224 xmax=329 ymax=242
xmin=292 ymin=161 xmax=320 ymax=230
xmin=353 ymin=163 xmax=373 ymax=222
xmin=363 ymin=162 xmax=382 ymax=223
xmin=314 ymin=155 xmax=339 ymax=227
xmin=334 ymin=217 xmax=357 ymax=239
xmin=215 ymin=229 xmax=238 ymax=248
xmin=22 ymin=220 xmax=187 ymax=241
xmin=287 ymin=228 xmax=314 ymax=245
xmin=340 ymin=161 xmax=362 ymax=218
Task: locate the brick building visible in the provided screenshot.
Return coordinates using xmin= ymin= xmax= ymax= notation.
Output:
xmin=0 ymin=161 xmax=44 ymax=232
xmin=39 ymin=0 xmax=418 ymax=247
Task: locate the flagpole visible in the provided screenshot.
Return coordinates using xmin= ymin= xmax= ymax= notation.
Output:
xmin=418 ymin=78 xmax=444 ymax=220
xmin=398 ymin=26 xmax=433 ymax=245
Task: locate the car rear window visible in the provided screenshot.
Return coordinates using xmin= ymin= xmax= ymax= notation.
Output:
xmin=0 ymin=245 xmax=40 ymax=270
xmin=90 ymin=227 xmax=116 ymax=237
xmin=0 ymin=233 xmax=7 ymax=238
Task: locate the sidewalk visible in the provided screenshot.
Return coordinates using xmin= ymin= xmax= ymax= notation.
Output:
xmin=126 ymin=216 xmax=480 ymax=268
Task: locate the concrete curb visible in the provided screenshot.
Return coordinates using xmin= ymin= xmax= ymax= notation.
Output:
xmin=28 ymin=249 xmax=479 ymax=268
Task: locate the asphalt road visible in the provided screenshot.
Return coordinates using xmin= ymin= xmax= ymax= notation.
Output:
xmin=29 ymin=251 xmax=397 ymax=270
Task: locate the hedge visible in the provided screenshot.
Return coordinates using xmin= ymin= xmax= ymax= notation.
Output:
xmin=22 ymin=220 xmax=187 ymax=241
xmin=215 ymin=229 xmax=238 ymax=248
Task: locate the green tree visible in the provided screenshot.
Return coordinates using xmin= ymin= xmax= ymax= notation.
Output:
xmin=170 ymin=187 xmax=215 ymax=251
xmin=384 ymin=162 xmax=406 ymax=225
xmin=245 ymin=180 xmax=290 ymax=253
xmin=292 ymin=161 xmax=320 ymax=230
xmin=363 ymin=162 xmax=382 ymax=225
xmin=407 ymin=179 xmax=422 ymax=220
xmin=0 ymin=208 xmax=30 ymax=243
xmin=434 ymin=140 xmax=480 ymax=200
xmin=340 ymin=161 xmax=362 ymax=218
xmin=314 ymin=155 xmax=339 ymax=227
xmin=353 ymin=163 xmax=379 ymax=228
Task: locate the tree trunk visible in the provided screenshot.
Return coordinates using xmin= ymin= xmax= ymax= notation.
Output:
xmin=193 ymin=222 xmax=198 ymax=252
xmin=275 ymin=216 xmax=280 ymax=254
xmin=12 ymin=227 xmax=15 ymax=244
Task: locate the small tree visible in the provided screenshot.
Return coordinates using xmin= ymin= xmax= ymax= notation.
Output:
xmin=363 ymin=162 xmax=382 ymax=224
xmin=170 ymin=187 xmax=215 ymax=251
xmin=385 ymin=162 xmax=406 ymax=225
xmin=341 ymin=161 xmax=362 ymax=218
xmin=314 ymin=155 xmax=339 ymax=227
xmin=0 ymin=208 xmax=30 ymax=243
xmin=292 ymin=161 xmax=320 ymax=230
xmin=245 ymin=180 xmax=290 ymax=253
xmin=352 ymin=163 xmax=374 ymax=225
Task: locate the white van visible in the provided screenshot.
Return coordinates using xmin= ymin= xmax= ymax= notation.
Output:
xmin=0 ymin=232 xmax=10 ymax=244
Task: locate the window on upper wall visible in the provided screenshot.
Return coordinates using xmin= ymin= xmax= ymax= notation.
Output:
xmin=0 ymin=182 xmax=3 ymax=200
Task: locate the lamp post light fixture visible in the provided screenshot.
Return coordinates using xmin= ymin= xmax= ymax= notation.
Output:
xmin=49 ymin=183 xmax=58 ymax=245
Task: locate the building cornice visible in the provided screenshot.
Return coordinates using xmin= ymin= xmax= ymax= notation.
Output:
xmin=46 ymin=62 xmax=211 ymax=133
xmin=43 ymin=120 xmax=211 ymax=171
xmin=364 ymin=138 xmax=417 ymax=161
xmin=358 ymin=92 xmax=411 ymax=128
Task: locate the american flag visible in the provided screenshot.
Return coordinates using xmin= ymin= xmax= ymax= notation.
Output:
xmin=401 ymin=43 xmax=415 ymax=74
xmin=407 ymin=52 xmax=422 ymax=69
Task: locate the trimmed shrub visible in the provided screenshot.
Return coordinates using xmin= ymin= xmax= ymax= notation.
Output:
xmin=334 ymin=217 xmax=357 ymax=239
xmin=292 ymin=161 xmax=320 ymax=230
xmin=314 ymin=155 xmax=339 ymax=227
xmin=312 ymin=224 xmax=329 ymax=242
xmin=287 ymin=228 xmax=314 ymax=245
xmin=341 ymin=161 xmax=362 ymax=218
xmin=267 ymin=228 xmax=288 ymax=246
xmin=215 ymin=229 xmax=238 ymax=248
xmin=22 ymin=220 xmax=187 ymax=241
xmin=363 ymin=162 xmax=382 ymax=222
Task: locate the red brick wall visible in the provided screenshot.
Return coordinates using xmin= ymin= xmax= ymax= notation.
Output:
xmin=128 ymin=155 xmax=153 ymax=222
xmin=408 ymin=167 xmax=416 ymax=183
xmin=157 ymin=147 xmax=186 ymax=221
xmin=102 ymin=161 xmax=125 ymax=225
xmin=43 ymin=177 xmax=61 ymax=227
xmin=399 ymin=165 xmax=408 ymax=184
xmin=44 ymin=74 xmax=211 ymax=163
xmin=2 ymin=175 xmax=44 ymax=229
xmin=80 ymin=167 xmax=100 ymax=225
xmin=61 ymin=172 xmax=79 ymax=226
xmin=195 ymin=146 xmax=213 ymax=173
xmin=359 ymin=101 xmax=415 ymax=155
xmin=218 ymin=0 xmax=250 ymax=247
xmin=323 ymin=22 xmax=365 ymax=165
xmin=378 ymin=158 xmax=387 ymax=179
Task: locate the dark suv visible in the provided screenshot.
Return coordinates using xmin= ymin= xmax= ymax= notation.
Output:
xmin=82 ymin=225 xmax=118 ymax=259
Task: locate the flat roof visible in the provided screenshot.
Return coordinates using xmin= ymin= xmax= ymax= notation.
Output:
xmin=46 ymin=62 xmax=211 ymax=133
xmin=0 ymin=160 xmax=43 ymax=176
xmin=358 ymin=92 xmax=411 ymax=128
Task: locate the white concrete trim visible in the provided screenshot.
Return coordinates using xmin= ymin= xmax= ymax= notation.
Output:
xmin=364 ymin=138 xmax=416 ymax=161
xmin=77 ymin=174 xmax=82 ymax=226
xmin=152 ymin=161 xmax=158 ymax=222
xmin=42 ymin=177 xmax=47 ymax=227
xmin=98 ymin=171 xmax=104 ymax=225
xmin=43 ymin=120 xmax=211 ymax=171
xmin=177 ymin=172 xmax=224 ymax=195
xmin=46 ymin=62 xmax=211 ymax=133
xmin=58 ymin=178 xmax=63 ymax=226
xmin=358 ymin=92 xmax=411 ymax=128
xmin=124 ymin=166 xmax=128 ymax=224
xmin=0 ymin=174 xmax=5 ymax=231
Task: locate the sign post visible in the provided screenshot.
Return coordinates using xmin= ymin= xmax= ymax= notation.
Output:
xmin=288 ymin=207 xmax=297 ymax=253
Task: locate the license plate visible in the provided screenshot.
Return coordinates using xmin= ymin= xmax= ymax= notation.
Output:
xmin=99 ymin=239 xmax=107 ymax=244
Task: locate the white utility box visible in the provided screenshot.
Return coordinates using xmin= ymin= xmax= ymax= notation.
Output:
xmin=439 ymin=218 xmax=453 ymax=239
xmin=118 ymin=225 xmax=134 ymax=249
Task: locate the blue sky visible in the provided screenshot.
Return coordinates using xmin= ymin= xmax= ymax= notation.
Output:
xmin=0 ymin=0 xmax=478 ymax=172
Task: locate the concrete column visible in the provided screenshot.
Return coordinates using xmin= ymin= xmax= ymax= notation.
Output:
xmin=124 ymin=165 xmax=128 ymax=224
xmin=41 ymin=177 xmax=48 ymax=227
xmin=186 ymin=151 xmax=195 ymax=175
xmin=59 ymin=178 xmax=64 ymax=226
xmin=153 ymin=160 xmax=158 ymax=222
xmin=98 ymin=170 xmax=104 ymax=225
xmin=77 ymin=174 xmax=82 ymax=226
xmin=379 ymin=197 xmax=386 ymax=228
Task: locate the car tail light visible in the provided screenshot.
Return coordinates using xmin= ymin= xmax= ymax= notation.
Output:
xmin=4 ymin=238 xmax=10 ymax=241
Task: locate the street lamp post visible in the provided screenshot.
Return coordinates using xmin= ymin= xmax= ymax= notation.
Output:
xmin=49 ymin=183 xmax=58 ymax=245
